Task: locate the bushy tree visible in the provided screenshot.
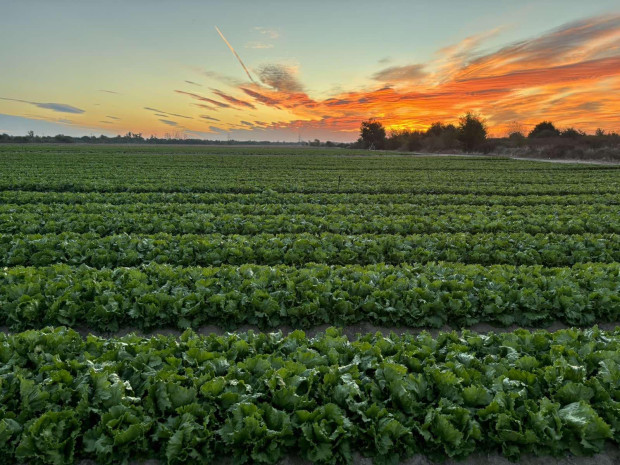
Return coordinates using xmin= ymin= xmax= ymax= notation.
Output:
xmin=561 ymin=128 xmax=585 ymax=138
xmin=528 ymin=121 xmax=560 ymax=138
xmin=457 ymin=112 xmax=487 ymax=151
xmin=359 ymin=119 xmax=386 ymax=149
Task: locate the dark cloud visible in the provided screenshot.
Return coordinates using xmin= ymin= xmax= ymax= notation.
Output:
xmin=372 ymin=64 xmax=427 ymax=82
xmin=99 ymin=120 xmax=113 ymax=124
xmin=0 ymin=97 xmax=86 ymax=114
xmin=99 ymin=89 xmax=120 ymax=94
xmin=106 ymin=115 xmax=120 ymax=120
xmin=185 ymin=80 xmax=202 ymax=86
xmin=200 ymin=115 xmax=220 ymax=121
xmin=240 ymin=120 xmax=253 ymax=126
xmin=257 ymin=64 xmax=304 ymax=92
xmin=159 ymin=119 xmax=178 ymax=126
xmin=378 ymin=57 xmax=392 ymax=64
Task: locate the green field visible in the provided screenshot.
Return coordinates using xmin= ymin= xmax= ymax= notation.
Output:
xmin=1 ymin=144 xmax=619 ymax=464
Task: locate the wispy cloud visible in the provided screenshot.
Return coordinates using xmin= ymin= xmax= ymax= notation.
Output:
xmin=144 ymin=106 xmax=193 ymax=119
xmin=197 ymin=70 xmax=241 ymax=86
xmin=211 ymin=89 xmax=256 ymax=109
xmin=159 ymin=119 xmax=178 ymax=126
xmin=372 ymin=64 xmax=427 ymax=83
xmin=254 ymin=27 xmax=279 ymax=39
xmin=174 ymin=90 xmax=231 ymax=108
xmin=105 ymin=115 xmax=120 ymax=120
xmin=0 ymin=97 xmax=86 ymax=114
xmin=99 ymin=89 xmax=120 ymax=94
xmin=184 ymin=80 xmax=202 ymax=86
xmin=200 ymin=115 xmax=220 ymax=121
xmin=245 ymin=42 xmax=274 ymax=49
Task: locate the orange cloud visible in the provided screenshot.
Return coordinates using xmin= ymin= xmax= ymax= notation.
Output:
xmin=189 ymin=14 xmax=620 ymax=138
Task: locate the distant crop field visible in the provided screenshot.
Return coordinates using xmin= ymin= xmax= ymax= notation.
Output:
xmin=1 ymin=144 xmax=619 ymax=464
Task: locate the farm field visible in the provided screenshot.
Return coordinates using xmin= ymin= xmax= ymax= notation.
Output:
xmin=1 ymin=144 xmax=620 ymax=465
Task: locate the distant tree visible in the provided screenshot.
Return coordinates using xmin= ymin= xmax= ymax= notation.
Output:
xmin=359 ymin=119 xmax=386 ymax=149
xmin=528 ymin=121 xmax=560 ymax=138
xmin=457 ymin=112 xmax=487 ymax=151
xmin=595 ymin=128 xmax=606 ymax=137
xmin=309 ymin=138 xmax=321 ymax=147
xmin=561 ymin=127 xmax=585 ymax=138
xmin=54 ymin=134 xmax=73 ymax=143
xmin=425 ymin=122 xmax=444 ymax=137
xmin=508 ymin=131 xmax=526 ymax=146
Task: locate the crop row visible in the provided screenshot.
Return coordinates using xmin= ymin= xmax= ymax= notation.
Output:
xmin=2 ymin=232 xmax=618 ymax=268
xmin=1 ymin=210 xmax=617 ymax=235
xmin=1 ymin=263 xmax=618 ymax=331
xmin=1 ymin=190 xmax=619 ymax=206
xmin=3 ymin=201 xmax=618 ymax=218
xmin=2 ymin=179 xmax=617 ymax=194
xmin=1 ymin=326 xmax=619 ymax=464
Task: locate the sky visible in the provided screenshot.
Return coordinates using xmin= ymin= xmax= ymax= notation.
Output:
xmin=0 ymin=1 xmax=619 ymax=142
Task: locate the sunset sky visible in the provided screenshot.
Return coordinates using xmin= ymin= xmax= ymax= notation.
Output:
xmin=1 ymin=1 xmax=619 ymax=141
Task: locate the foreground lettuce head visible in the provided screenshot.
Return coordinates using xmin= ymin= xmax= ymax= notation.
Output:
xmin=0 ymin=326 xmax=619 ymax=464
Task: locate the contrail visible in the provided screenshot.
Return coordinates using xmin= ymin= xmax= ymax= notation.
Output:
xmin=215 ymin=26 xmax=256 ymax=83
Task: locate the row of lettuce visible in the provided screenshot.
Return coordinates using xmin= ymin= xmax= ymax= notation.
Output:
xmin=1 ymin=327 xmax=618 ymax=464
xmin=4 ymin=201 xmax=618 ymax=217
xmin=2 ymin=190 xmax=618 ymax=206
xmin=1 ymin=210 xmax=617 ymax=235
xmin=1 ymin=262 xmax=618 ymax=331
xmin=0 ymin=179 xmax=617 ymax=194
xmin=1 ymin=232 xmax=618 ymax=268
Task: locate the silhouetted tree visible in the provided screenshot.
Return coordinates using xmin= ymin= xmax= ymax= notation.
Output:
xmin=561 ymin=127 xmax=585 ymax=138
xmin=528 ymin=121 xmax=560 ymax=138
xmin=457 ymin=112 xmax=487 ymax=151
xmin=359 ymin=119 xmax=386 ymax=149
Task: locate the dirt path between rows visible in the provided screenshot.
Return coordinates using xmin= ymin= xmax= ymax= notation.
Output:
xmin=406 ymin=152 xmax=620 ymax=165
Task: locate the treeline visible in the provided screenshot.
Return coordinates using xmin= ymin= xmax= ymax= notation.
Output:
xmin=0 ymin=132 xmax=349 ymax=146
xmin=353 ymin=116 xmax=620 ymax=159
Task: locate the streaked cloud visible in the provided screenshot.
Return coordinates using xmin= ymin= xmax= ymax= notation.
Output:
xmin=174 ymin=90 xmax=231 ymax=108
xmin=0 ymin=97 xmax=85 ymax=114
xmin=200 ymin=115 xmax=220 ymax=121
xmin=372 ymin=64 xmax=427 ymax=83
xmin=184 ymin=80 xmax=202 ymax=86
xmin=106 ymin=115 xmax=120 ymax=120
xmin=211 ymin=89 xmax=256 ymax=109
xmin=159 ymin=119 xmax=178 ymax=126
xmin=144 ymin=106 xmax=193 ymax=119
xmin=98 ymin=89 xmax=120 ymax=94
